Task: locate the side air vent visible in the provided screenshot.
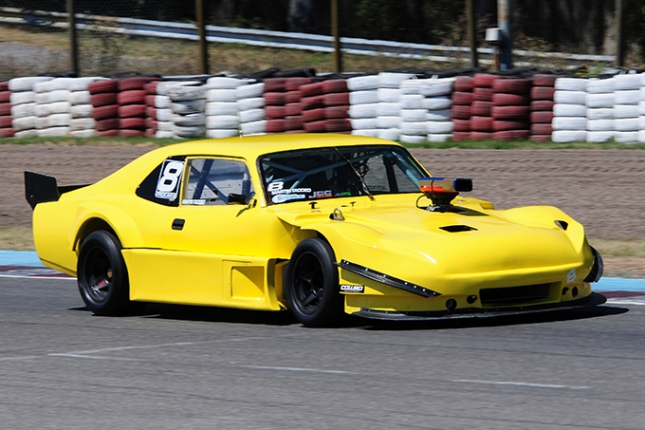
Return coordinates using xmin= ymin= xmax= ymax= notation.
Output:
xmin=440 ymin=225 xmax=477 ymax=233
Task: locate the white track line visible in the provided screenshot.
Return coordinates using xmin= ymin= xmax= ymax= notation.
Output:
xmin=452 ymin=379 xmax=590 ymax=390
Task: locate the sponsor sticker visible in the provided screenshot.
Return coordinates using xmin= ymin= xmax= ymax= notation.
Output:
xmin=155 ymin=159 xmax=184 ymax=201
xmin=182 ymin=199 xmax=206 ymax=205
xmin=272 ymin=194 xmax=306 ymax=204
xmin=340 ymin=284 xmax=365 ymax=293
xmin=313 ymin=190 xmax=333 ymax=199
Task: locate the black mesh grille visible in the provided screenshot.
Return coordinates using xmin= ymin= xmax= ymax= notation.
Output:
xmin=480 ymin=284 xmax=552 ymax=306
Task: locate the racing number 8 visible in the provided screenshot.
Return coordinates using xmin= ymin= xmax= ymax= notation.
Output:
xmin=157 ymin=161 xmax=184 ymax=192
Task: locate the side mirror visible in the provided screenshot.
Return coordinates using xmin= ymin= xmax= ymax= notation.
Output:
xmin=227 ymin=193 xmax=248 ymax=205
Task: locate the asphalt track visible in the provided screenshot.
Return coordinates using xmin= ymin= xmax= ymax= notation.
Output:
xmin=2 ymin=252 xmax=645 ymax=429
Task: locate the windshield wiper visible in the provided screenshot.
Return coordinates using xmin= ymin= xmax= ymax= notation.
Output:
xmin=333 ymin=147 xmax=375 ymax=201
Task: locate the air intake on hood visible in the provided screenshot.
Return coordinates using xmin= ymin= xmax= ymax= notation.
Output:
xmin=440 ymin=225 xmax=477 ymax=233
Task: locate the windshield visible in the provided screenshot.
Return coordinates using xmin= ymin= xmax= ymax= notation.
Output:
xmin=259 ymin=145 xmax=428 ymax=205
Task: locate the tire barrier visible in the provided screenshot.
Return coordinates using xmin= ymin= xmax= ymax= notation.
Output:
xmin=238 ymin=82 xmax=266 ymax=136
xmin=0 ymin=81 xmax=14 ymax=138
xmin=376 ymin=72 xmax=414 ymax=141
xmin=490 ymin=78 xmax=531 ymax=141
xmin=552 ymin=78 xmax=589 ymax=143
xmin=349 ymin=74 xmax=379 ymax=137
xmin=529 ymin=74 xmax=556 ymax=143
xmin=423 ymin=78 xmax=455 ymax=143
xmin=89 ymin=79 xmax=120 ymax=137
xmin=584 ymin=78 xmax=614 ymax=143
xmin=117 ymin=77 xmax=159 ymax=138
xmin=612 ymin=74 xmax=641 ymax=144
xmin=467 ymin=73 xmax=499 ymax=141
xmin=205 ymin=76 xmax=246 ymax=139
xmin=9 ymin=76 xmax=53 ymax=138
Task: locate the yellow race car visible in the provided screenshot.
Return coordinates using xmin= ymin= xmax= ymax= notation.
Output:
xmin=25 ymin=134 xmax=605 ymax=326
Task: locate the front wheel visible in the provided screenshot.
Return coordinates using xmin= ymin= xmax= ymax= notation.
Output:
xmin=285 ymin=238 xmax=343 ymax=327
xmin=77 ymin=230 xmax=141 ymax=316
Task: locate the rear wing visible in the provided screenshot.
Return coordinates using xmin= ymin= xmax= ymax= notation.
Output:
xmin=24 ymin=171 xmax=89 ymax=210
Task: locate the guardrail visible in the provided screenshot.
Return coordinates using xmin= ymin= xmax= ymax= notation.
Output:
xmin=0 ymin=7 xmax=616 ymax=69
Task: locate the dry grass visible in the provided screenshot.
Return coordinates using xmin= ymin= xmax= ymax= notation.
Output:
xmin=0 ymin=227 xmax=35 ymax=251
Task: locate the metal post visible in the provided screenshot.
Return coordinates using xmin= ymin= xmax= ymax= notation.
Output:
xmin=67 ymin=0 xmax=79 ymax=76
xmin=616 ymin=0 xmax=624 ymax=67
xmin=331 ymin=0 xmax=342 ymax=73
xmin=498 ymin=0 xmax=513 ymax=70
xmin=467 ymin=0 xmax=478 ymax=68
xmin=196 ymin=0 xmax=209 ymax=74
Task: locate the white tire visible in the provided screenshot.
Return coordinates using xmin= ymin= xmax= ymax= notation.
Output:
xmin=614 ymin=131 xmax=639 ymax=143
xmin=11 ymin=103 xmax=36 ymax=119
xmin=586 ymin=108 xmax=613 ymax=120
xmin=171 ymin=124 xmax=205 ymax=138
xmin=586 ymin=78 xmax=614 ymax=94
xmin=70 ymin=117 xmax=96 ymax=131
xmin=421 ymin=80 xmax=453 ymax=97
xmin=586 ymin=119 xmax=614 ymax=131
xmin=14 ymin=129 xmax=39 ymax=138
xmin=400 ymin=80 xmax=424 ymax=95
xmin=206 ymin=129 xmax=240 ymax=138
xmin=614 ymin=118 xmax=639 ymax=131
xmin=348 ymin=104 xmax=377 ymax=119
xmin=400 ymin=121 xmax=427 ymax=135
xmin=347 ymin=75 xmax=380 ymax=91
xmin=173 ymin=113 xmax=205 ymax=127
xmin=350 ymin=118 xmax=377 ymax=129
xmin=614 ymin=90 xmax=640 ymax=105
xmin=639 ymin=115 xmax=645 ymax=130
xmin=423 ymin=96 xmax=452 ymax=110
xmin=351 ymin=129 xmax=379 ymax=137
xmin=554 ymin=90 xmax=586 ymax=105
xmin=38 ymin=126 xmax=70 ymax=137
xmin=400 ymin=134 xmax=426 ymax=144
xmin=206 ymin=115 xmax=239 ymax=129
xmin=156 ymin=81 xmax=201 ymax=96
xmin=426 ymin=109 xmax=452 ymax=121
xmin=239 ymin=108 xmax=266 ymax=123
xmin=551 ymin=130 xmax=587 ymax=143
xmin=426 ymin=121 xmax=454 ymax=134
xmin=70 ymin=129 xmax=96 ymax=138
xmin=10 ymin=91 xmax=36 ymax=106
xmin=613 ymin=74 xmax=642 ymax=91
xmin=641 ymin=87 xmax=645 ymax=103
xmin=639 ymin=101 xmax=645 ymax=115
xmin=206 ymin=102 xmax=238 ymax=116
xmin=401 ymin=109 xmax=427 ymax=122
xmin=376 ymin=102 xmax=401 ymax=116
xmin=12 ymin=116 xmax=37 ymax=131
xmin=69 ymin=77 xmax=107 ymax=92
xmin=349 ymin=90 xmax=379 ymax=105
xmin=70 ymin=91 xmax=91 ymax=105
xmin=377 ymin=128 xmax=401 ymax=140
xmin=613 ymin=104 xmax=640 ymax=119
xmin=206 ymin=89 xmax=237 ymax=103
xmin=554 ymin=77 xmax=588 ymax=91
xmin=236 ymin=83 xmax=265 ymax=100
xmin=169 ymin=85 xmax=205 ymax=102
xmin=39 ymin=90 xmax=72 ymax=104
xmin=377 ymin=88 xmax=402 ymax=103
xmin=155 ymin=130 xmax=175 ymax=139
xmin=377 ymin=116 xmax=401 ymax=129
xmin=240 ymin=120 xmax=267 ymax=135
xmin=586 ymin=131 xmax=614 ymax=143
xmin=553 ymin=104 xmax=587 ymax=117
xmin=171 ymin=99 xmax=206 ymax=115
xmin=156 ymin=108 xmax=173 ymax=122
xmin=378 ymin=72 xmax=414 ymax=89
xmin=237 ymin=97 xmax=265 ymax=111
xmin=427 ymin=133 xmax=453 ymax=143
xmin=586 ymin=93 xmax=614 ymax=108
xmin=152 ymin=95 xmax=171 ymax=109
xmin=35 ymin=78 xmax=75 ymax=93
xmin=206 ymin=77 xmax=247 ymax=89
xmin=157 ymin=120 xmax=173 ymax=132
xmin=41 ymin=101 xmax=72 ymax=116
xmin=49 ymin=113 xmax=72 ymax=127
xmin=9 ymin=76 xmax=53 ymax=92
xmin=639 ymin=129 xmax=645 ymax=143
xmin=400 ymin=94 xmax=425 ymax=109
xmin=552 ymin=116 xmax=586 ymax=131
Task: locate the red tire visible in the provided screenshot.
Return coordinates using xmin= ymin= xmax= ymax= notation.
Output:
xmin=285 ymin=78 xmax=313 ymax=91
xmin=90 ymin=92 xmax=118 ymax=107
xmin=119 ymin=117 xmax=146 ymax=129
xmin=493 ymin=78 xmax=531 ymax=94
xmin=471 ymin=101 xmax=492 ymax=116
xmin=263 ymin=78 xmax=288 ymax=93
xmin=0 ymin=116 xmax=13 ymax=128
xmin=473 ymin=74 xmax=501 ymax=88
xmin=118 ymin=77 xmax=160 ymax=92
xmin=530 ymin=100 xmax=555 ymax=111
xmin=304 ymin=119 xmax=326 ymax=132
xmin=0 ymin=91 xmax=10 ymax=104
xmin=117 ymin=90 xmax=147 ymax=105
xmin=301 ymin=95 xmax=325 ymax=110
xmin=473 ymin=87 xmax=494 ymax=102
xmin=530 ymin=134 xmax=552 ymax=143
xmin=493 ymin=120 xmax=529 ymax=132
xmin=118 ymin=104 xmax=147 ymax=118
xmin=92 ymin=104 xmax=119 ymax=120
xmin=451 ymin=131 xmax=471 ymax=142
xmin=453 ymin=119 xmax=471 ymax=132
xmin=531 ymin=123 xmax=553 ymax=135
xmin=96 ymin=118 xmax=120 ymax=131
xmin=145 ymin=81 xmax=160 ymax=95
xmin=325 ymin=106 xmax=349 ymax=119
xmin=96 ymin=129 xmax=120 ymax=137
xmin=300 ymin=82 xmax=324 ymax=97
xmin=284 ymin=91 xmax=302 ymax=104
xmin=322 ymin=79 xmax=348 ymax=94
xmin=144 ymin=128 xmax=156 ymax=138
xmin=0 ymin=81 xmax=8 ymax=92
xmin=303 ymin=108 xmax=326 ymax=123
xmin=266 ymin=105 xmax=286 ymax=120
xmin=470 ymin=131 xmax=494 ymax=141
xmin=451 ymin=105 xmax=472 ymax=120
xmin=452 ymin=91 xmax=474 ymax=106
xmin=145 ymin=95 xmax=157 ymax=106
xmin=145 ymin=106 xmax=157 ymax=119
xmin=532 ymin=74 xmax=558 ymax=87
xmin=285 ymin=115 xmax=304 ymax=130
xmin=325 ymin=118 xmax=351 ymax=132
xmin=264 ymin=92 xmax=285 ymax=106
xmin=492 ymin=130 xmax=530 ymax=141
xmin=530 ymin=111 xmax=554 ymax=124
xmin=323 ymin=92 xmax=349 ymax=107
xmin=492 ymin=105 xmax=530 ymax=120
xmin=0 ymin=127 xmax=15 ymax=137
xmin=0 ymin=103 xmax=11 ymax=116
xmin=145 ymin=118 xmax=157 ymax=130
xmin=266 ymin=119 xmax=286 ymax=133
xmin=492 ymin=93 xmax=530 ymax=106
xmin=118 ymin=129 xmax=146 ymax=137
xmin=285 ymin=102 xmax=303 ymax=117
xmin=470 ymin=116 xmax=494 ymax=132
xmin=454 ymin=76 xmax=474 ymax=92
xmin=531 ymin=86 xmax=556 ymax=101
xmin=89 ymin=80 xmax=118 ymax=95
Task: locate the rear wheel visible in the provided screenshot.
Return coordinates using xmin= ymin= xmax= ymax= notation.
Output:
xmin=286 ymin=238 xmax=343 ymax=327
xmin=77 ymin=231 xmax=142 ymax=316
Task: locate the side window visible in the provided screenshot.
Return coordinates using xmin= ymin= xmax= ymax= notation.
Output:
xmin=181 ymin=158 xmax=254 ymax=206
xmin=136 ymin=156 xmax=186 ymax=206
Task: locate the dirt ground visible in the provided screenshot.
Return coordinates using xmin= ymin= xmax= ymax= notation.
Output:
xmin=1 ymin=143 xmax=644 ymax=276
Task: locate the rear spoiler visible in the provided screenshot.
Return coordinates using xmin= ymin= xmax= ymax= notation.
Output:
xmin=24 ymin=171 xmax=90 ymax=210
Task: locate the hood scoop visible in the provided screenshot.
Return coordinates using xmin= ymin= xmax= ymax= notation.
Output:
xmin=440 ymin=225 xmax=477 ymax=233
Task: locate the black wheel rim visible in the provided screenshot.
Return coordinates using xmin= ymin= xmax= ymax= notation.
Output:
xmin=82 ymin=246 xmax=113 ymax=305
xmin=291 ymin=251 xmax=325 ymax=315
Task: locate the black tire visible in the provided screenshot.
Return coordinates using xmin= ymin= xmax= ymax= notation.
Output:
xmin=77 ymin=231 xmax=141 ymax=316
xmin=285 ymin=238 xmax=343 ymax=327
